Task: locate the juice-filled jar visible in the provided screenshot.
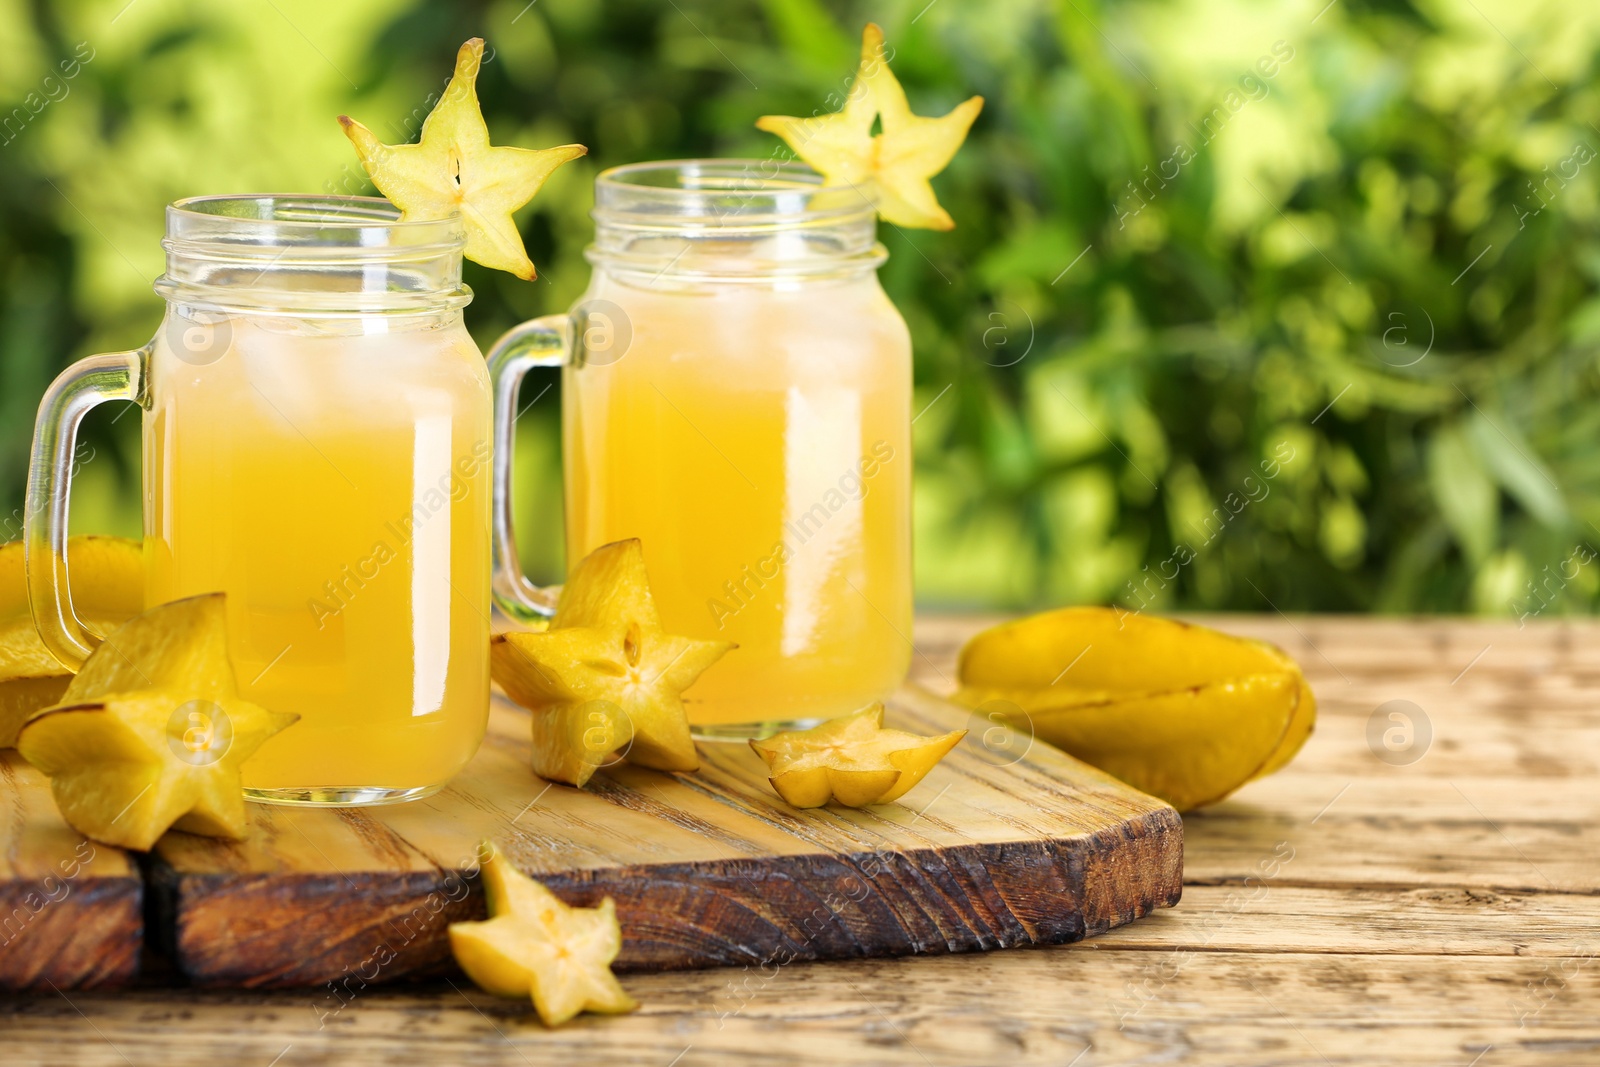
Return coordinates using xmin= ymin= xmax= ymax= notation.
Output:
xmin=490 ymin=161 xmax=913 ymax=734
xmin=27 ymin=196 xmax=492 ymax=804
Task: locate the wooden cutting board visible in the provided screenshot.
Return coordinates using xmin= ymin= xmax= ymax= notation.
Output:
xmin=0 ymin=752 xmax=143 ymax=990
xmin=147 ymin=687 xmax=1182 ymax=989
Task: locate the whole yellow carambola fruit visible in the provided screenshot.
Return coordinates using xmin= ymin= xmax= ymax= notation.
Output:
xmin=0 ymin=535 xmax=143 ymax=747
xmin=955 ymin=607 xmax=1314 ymax=810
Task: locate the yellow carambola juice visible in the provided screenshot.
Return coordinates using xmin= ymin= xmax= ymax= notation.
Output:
xmin=564 ymin=272 xmax=913 ymax=726
xmin=144 ymin=315 xmax=492 ymax=793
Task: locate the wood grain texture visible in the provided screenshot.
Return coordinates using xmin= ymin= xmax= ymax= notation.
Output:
xmin=3 ymin=947 xmax=1595 ymax=1067
xmin=0 ymin=752 xmax=142 ymax=990
xmin=7 ymin=614 xmax=1600 ymax=1067
xmin=149 ymin=687 xmax=1182 ymax=988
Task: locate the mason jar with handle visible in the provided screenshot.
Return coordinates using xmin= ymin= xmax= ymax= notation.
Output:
xmin=490 ymin=160 xmax=913 ymax=737
xmin=26 ymin=195 xmax=492 ymax=804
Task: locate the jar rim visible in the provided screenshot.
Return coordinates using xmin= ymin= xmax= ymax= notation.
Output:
xmin=594 ymin=159 xmax=877 ymax=226
xmin=589 ymin=160 xmax=884 ymax=283
xmin=166 ymin=194 xmax=466 ymax=252
xmin=158 ymin=195 xmax=471 ymax=315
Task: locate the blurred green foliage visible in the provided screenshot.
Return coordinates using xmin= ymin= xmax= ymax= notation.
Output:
xmin=2 ymin=0 xmax=1599 ymax=615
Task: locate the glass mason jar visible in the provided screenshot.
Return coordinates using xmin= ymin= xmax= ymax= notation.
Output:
xmin=490 ymin=161 xmax=913 ymax=736
xmin=26 ymin=195 xmax=493 ymax=805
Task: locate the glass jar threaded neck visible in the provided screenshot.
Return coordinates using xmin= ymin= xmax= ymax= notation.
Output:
xmin=156 ymin=195 xmax=471 ymax=316
xmin=588 ymin=160 xmax=887 ymax=284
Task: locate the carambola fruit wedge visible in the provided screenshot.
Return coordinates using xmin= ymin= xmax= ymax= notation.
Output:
xmin=491 ymin=539 xmax=733 ymax=787
xmin=340 ymin=38 xmax=586 ymax=279
xmin=748 ymin=704 xmax=965 ymax=809
xmin=0 ymin=535 xmax=143 ymax=747
xmin=449 ymin=842 xmax=637 ymax=1027
xmin=954 ymin=607 xmax=1315 ymax=811
xmin=16 ymin=593 xmax=298 ymax=850
xmin=756 ymin=23 xmax=983 ymax=230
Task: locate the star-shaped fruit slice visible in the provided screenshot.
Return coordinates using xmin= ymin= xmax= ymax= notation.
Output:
xmin=16 ymin=593 xmax=297 ymax=850
xmin=756 ymin=23 xmax=983 ymax=230
xmin=0 ymin=535 xmax=144 ymax=747
xmin=491 ymin=539 xmax=733 ymax=787
xmin=749 ymin=704 xmax=966 ymax=808
xmin=449 ymin=842 xmax=637 ymax=1027
xmin=339 ymin=37 xmax=587 ymax=279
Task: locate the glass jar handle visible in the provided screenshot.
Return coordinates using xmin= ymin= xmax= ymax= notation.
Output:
xmin=487 ymin=315 xmax=570 ymax=624
xmin=25 ymin=350 xmax=146 ymax=670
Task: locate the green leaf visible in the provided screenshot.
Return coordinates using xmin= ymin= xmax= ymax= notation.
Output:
xmin=1426 ymin=423 xmax=1498 ymax=564
xmin=1465 ymin=409 xmax=1567 ymax=528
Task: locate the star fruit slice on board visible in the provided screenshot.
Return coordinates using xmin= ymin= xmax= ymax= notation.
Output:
xmin=0 ymin=535 xmax=144 ymax=747
xmin=16 ymin=593 xmax=298 ymax=851
xmin=491 ymin=539 xmax=733 ymax=788
xmin=756 ymin=23 xmax=983 ymax=230
xmin=339 ymin=37 xmax=587 ymax=279
xmin=450 ymin=842 xmax=637 ymax=1026
xmin=748 ymin=704 xmax=966 ymax=809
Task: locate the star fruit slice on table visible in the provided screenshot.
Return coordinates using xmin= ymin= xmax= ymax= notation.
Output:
xmin=491 ymin=539 xmax=734 ymax=788
xmin=16 ymin=593 xmax=297 ymax=851
xmin=339 ymin=37 xmax=587 ymax=279
xmin=0 ymin=535 xmax=143 ymax=747
xmin=450 ymin=842 xmax=636 ymax=1026
xmin=756 ymin=22 xmax=984 ymax=230
xmin=749 ymin=704 xmax=966 ymax=809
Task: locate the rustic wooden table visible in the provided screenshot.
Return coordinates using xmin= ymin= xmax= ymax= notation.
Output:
xmin=4 ymin=615 xmax=1597 ymax=1066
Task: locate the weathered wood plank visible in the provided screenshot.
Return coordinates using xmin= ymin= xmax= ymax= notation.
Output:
xmin=0 ymin=752 xmax=142 ymax=990
xmin=1094 ymin=883 xmax=1600 ymax=956
xmin=4 ymin=947 xmax=1595 ymax=1067
xmin=1181 ymin=772 xmax=1600 ymax=892
xmin=149 ymin=688 xmax=1182 ymax=988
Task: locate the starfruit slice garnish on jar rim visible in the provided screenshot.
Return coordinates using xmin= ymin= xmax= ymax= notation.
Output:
xmin=954 ymin=607 xmax=1316 ymax=811
xmin=16 ymin=593 xmax=298 ymax=851
xmin=449 ymin=841 xmax=637 ymax=1027
xmin=491 ymin=539 xmax=734 ymax=788
xmin=756 ymin=23 xmax=983 ymax=230
xmin=0 ymin=535 xmax=144 ymax=748
xmin=339 ymin=37 xmax=587 ymax=279
xmin=748 ymin=704 xmax=966 ymax=809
